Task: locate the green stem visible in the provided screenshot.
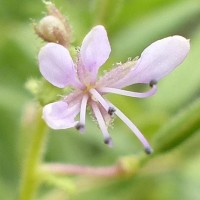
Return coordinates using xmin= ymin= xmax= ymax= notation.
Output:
xmin=18 ymin=108 xmax=48 ymax=200
xmin=40 ymin=155 xmax=148 ymax=178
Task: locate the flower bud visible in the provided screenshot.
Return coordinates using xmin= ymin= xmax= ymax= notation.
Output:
xmin=34 ymin=2 xmax=71 ymax=47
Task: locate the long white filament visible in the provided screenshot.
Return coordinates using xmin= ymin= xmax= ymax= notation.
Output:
xmin=98 ymin=85 xmax=157 ymax=98
xmin=89 ymin=88 xmax=152 ymax=153
xmin=91 ymin=102 xmax=112 ymax=147
xmin=90 ymin=88 xmax=109 ymax=110
xmin=77 ymin=94 xmax=89 ymax=132
xmin=109 ymin=101 xmax=152 ymax=154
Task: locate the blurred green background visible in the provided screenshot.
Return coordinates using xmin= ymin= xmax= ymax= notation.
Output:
xmin=1 ymin=0 xmax=200 ymax=199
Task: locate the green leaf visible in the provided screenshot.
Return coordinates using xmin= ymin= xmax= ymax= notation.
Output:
xmin=152 ymin=98 xmax=200 ymax=153
xmin=111 ymin=0 xmax=200 ymax=60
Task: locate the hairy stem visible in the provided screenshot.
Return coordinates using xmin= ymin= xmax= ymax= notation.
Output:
xmin=18 ymin=108 xmax=48 ymax=200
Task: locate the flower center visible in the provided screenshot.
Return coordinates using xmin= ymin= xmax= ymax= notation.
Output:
xmin=82 ymin=84 xmax=95 ymax=94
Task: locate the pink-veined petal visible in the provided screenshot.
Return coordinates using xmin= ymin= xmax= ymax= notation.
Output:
xmin=96 ymin=60 xmax=136 ymax=88
xmin=114 ymin=36 xmax=190 ymax=88
xmin=38 ymin=43 xmax=78 ymax=88
xmin=78 ymin=25 xmax=111 ymax=84
xmin=43 ymin=101 xmax=80 ymax=129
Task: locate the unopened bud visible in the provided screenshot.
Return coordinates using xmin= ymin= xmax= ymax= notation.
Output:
xmin=34 ymin=2 xmax=71 ymax=47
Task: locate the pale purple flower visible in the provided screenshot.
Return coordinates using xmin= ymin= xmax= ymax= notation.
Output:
xmin=38 ymin=25 xmax=190 ymax=154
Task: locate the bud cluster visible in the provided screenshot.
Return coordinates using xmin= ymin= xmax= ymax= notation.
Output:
xmin=34 ymin=2 xmax=71 ymax=47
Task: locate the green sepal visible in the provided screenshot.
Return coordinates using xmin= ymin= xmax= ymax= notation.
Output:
xmin=26 ymin=78 xmax=71 ymax=106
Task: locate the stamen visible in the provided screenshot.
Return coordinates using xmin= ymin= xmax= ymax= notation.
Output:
xmin=98 ymin=85 xmax=157 ymax=98
xmin=149 ymin=80 xmax=157 ymax=87
xmin=78 ymin=94 xmax=89 ymax=133
xmin=88 ymin=90 xmax=152 ymax=153
xmin=89 ymin=88 xmax=152 ymax=153
xmin=89 ymin=89 xmax=115 ymax=116
xmin=104 ymin=137 xmax=113 ymax=147
xmin=75 ymin=122 xmax=85 ymax=132
xmin=91 ymin=102 xmax=113 ymax=147
xmin=89 ymin=88 xmax=109 ymax=110
xmin=145 ymin=146 xmax=153 ymax=154
xmin=108 ymin=101 xmax=153 ymax=154
xmin=108 ymin=107 xmax=116 ymax=116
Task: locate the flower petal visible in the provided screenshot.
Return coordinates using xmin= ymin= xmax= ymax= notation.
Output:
xmin=38 ymin=43 xmax=77 ymax=88
xmin=78 ymin=25 xmax=111 ymax=84
xmin=96 ymin=60 xmax=135 ymax=88
xmin=114 ymin=36 xmax=190 ymax=88
xmin=43 ymin=101 xmax=80 ymax=129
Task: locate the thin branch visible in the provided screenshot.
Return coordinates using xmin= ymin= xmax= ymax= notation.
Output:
xmin=42 ymin=163 xmax=125 ymax=177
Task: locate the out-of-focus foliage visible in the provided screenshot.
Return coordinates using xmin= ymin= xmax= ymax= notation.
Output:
xmin=1 ymin=0 xmax=200 ymax=200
